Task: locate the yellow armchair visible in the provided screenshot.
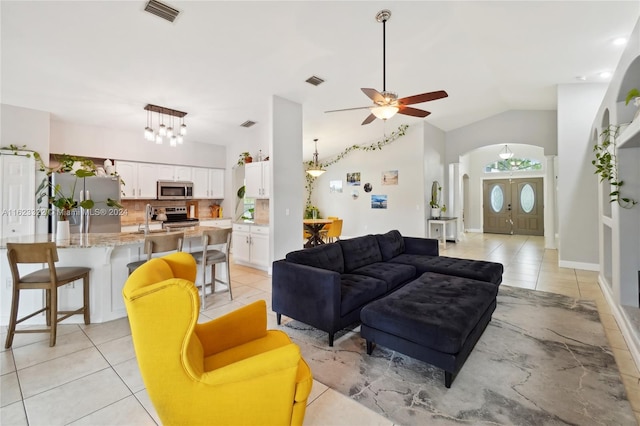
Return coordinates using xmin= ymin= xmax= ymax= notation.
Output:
xmin=123 ymin=252 xmax=313 ymax=426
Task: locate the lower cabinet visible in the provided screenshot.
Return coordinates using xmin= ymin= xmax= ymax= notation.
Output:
xmin=232 ymin=223 xmax=269 ymax=270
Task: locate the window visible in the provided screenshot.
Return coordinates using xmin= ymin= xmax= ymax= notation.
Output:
xmin=484 ymin=158 xmax=542 ymax=173
xmin=490 ymin=185 xmax=504 ymax=212
xmin=520 ymin=184 xmax=535 ymax=213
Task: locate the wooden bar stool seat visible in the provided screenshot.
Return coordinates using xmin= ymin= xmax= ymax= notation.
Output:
xmin=126 ymin=232 xmax=184 ymax=275
xmin=190 ymin=228 xmax=232 ymax=309
xmin=5 ymin=242 xmax=91 ymax=348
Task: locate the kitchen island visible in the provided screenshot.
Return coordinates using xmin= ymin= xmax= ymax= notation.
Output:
xmin=0 ymin=227 xmax=222 ymax=326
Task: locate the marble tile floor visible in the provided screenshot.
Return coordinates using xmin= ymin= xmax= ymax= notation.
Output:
xmin=1 ymin=233 xmax=639 ymax=425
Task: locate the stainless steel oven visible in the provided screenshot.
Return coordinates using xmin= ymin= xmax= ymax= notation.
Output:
xmin=157 ymin=181 xmax=194 ymax=200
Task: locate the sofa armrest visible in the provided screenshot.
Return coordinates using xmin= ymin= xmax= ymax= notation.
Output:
xmin=403 ymin=237 xmax=439 ymax=256
xmin=272 ymin=260 xmax=342 ymax=330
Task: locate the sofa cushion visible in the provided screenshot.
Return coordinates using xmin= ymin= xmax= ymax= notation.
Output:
xmin=351 ymin=262 xmax=416 ymax=292
xmin=340 ymin=274 xmax=387 ymax=316
xmin=388 ymin=254 xmax=503 ymax=285
xmin=285 ymin=243 xmax=344 ymax=274
xmin=360 ymin=272 xmax=498 ymax=354
xmin=338 ymin=236 xmax=382 ymax=272
xmin=375 ymin=230 xmax=405 ymax=261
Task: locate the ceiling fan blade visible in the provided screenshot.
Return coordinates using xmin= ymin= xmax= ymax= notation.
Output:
xmin=398 ymin=90 xmax=448 ymax=106
xmin=361 ymin=88 xmax=385 ymax=104
xmin=325 ymin=106 xmax=372 ymax=113
xmin=361 ymin=113 xmax=377 ymax=125
xmin=398 ymin=106 xmax=431 ymax=118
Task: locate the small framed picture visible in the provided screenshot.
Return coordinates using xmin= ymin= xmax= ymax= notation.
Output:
xmin=382 ymin=170 xmax=398 ymax=185
xmin=329 ymin=180 xmax=343 ymax=193
xmin=371 ymin=194 xmax=388 ymax=209
xmin=347 ymin=172 xmax=361 ymax=186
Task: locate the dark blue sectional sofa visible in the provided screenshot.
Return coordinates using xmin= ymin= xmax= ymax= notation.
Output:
xmin=272 ymin=230 xmax=503 ymax=346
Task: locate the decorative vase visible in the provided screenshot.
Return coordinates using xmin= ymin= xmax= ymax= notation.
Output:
xmin=56 ymin=220 xmax=70 ymax=242
xmin=245 ymin=156 xmax=253 ymax=164
xmin=431 ymin=208 xmax=441 ymax=219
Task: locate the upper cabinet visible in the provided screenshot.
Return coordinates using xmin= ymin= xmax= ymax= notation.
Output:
xmin=115 ymin=161 xmax=157 ymax=199
xmin=193 ymin=168 xmax=224 ymax=199
xmin=245 ymin=161 xmax=270 ymax=198
xmin=158 ymin=165 xmax=192 ymax=181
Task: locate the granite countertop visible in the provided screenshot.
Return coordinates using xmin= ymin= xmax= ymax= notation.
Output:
xmin=0 ymin=226 xmax=221 ymax=249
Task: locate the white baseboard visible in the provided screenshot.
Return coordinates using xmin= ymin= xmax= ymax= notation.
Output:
xmin=599 ymin=276 xmax=640 ymax=371
xmin=465 ymin=228 xmax=482 ymax=233
xmin=558 ymin=260 xmax=599 ymax=271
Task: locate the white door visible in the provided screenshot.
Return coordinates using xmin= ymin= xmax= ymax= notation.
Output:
xmin=260 ymin=163 xmax=270 ymax=198
xmin=249 ymin=232 xmax=269 ymax=268
xmin=175 ymin=166 xmax=191 ymax=181
xmin=1 ymin=154 xmax=36 ymax=238
xmin=157 ymin=165 xmax=175 ymax=181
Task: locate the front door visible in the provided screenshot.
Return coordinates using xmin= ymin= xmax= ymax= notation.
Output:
xmin=483 ymin=178 xmax=544 ymax=236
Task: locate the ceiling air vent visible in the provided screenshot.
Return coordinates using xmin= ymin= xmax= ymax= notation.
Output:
xmin=240 ymin=120 xmax=257 ymax=128
xmin=144 ymin=0 xmax=180 ymax=23
xmin=305 ymin=75 xmax=325 ymax=86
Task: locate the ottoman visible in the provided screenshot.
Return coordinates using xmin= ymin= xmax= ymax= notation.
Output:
xmin=360 ymin=272 xmax=499 ymax=388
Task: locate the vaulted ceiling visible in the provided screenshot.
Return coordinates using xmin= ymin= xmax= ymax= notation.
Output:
xmin=2 ymin=1 xmax=639 ymax=159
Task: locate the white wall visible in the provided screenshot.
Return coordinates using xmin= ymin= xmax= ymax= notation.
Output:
xmin=424 ymin=122 xmax=446 ymax=206
xmin=445 ymin=110 xmax=557 ymax=163
xmin=270 ymin=96 xmax=303 ymax=262
xmin=312 ymin=124 xmax=425 ymax=238
xmin=557 ymin=83 xmax=607 ymax=269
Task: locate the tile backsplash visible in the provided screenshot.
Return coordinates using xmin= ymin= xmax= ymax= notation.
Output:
xmin=120 ymin=199 xmax=224 ymax=225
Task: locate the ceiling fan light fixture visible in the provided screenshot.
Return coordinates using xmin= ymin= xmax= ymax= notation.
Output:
xmin=371 ymin=105 xmax=399 ymax=120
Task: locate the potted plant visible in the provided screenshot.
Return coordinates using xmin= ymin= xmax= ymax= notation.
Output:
xmin=592 ymin=124 xmax=637 ymax=208
xmin=237 ymin=152 xmax=253 ymax=166
xmin=626 ymin=88 xmax=640 ymax=123
xmin=429 ymin=181 xmax=447 ymax=218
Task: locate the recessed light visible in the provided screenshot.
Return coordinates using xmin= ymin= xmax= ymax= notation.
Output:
xmin=613 ymin=37 xmax=627 ymax=46
xmin=599 ymin=71 xmax=612 ymax=79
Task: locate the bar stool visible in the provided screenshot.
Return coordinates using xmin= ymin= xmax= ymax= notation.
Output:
xmin=190 ymin=228 xmax=232 ymax=309
xmin=5 ymin=242 xmax=91 ymax=348
xmin=126 ymin=232 xmax=185 ymax=275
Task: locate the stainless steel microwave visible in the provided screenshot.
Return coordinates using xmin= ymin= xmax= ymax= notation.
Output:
xmin=157 ymin=181 xmax=194 ymax=200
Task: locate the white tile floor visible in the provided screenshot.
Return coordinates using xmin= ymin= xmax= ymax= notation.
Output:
xmin=1 ymin=233 xmax=639 ymax=425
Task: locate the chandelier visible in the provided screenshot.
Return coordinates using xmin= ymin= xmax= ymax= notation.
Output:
xmin=498 ymin=144 xmax=514 ymax=159
xmin=144 ymin=104 xmax=188 ymax=147
xmin=306 ymin=139 xmax=326 ymax=177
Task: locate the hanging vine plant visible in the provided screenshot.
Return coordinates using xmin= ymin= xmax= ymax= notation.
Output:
xmin=592 ymin=124 xmax=637 ymax=208
xmin=304 ymin=124 xmax=409 ymax=209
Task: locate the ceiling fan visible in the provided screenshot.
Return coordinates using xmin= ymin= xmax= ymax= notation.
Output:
xmin=326 ymin=9 xmax=448 ymax=125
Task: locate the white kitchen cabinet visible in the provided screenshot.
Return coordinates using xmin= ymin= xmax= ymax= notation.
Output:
xmin=115 ymin=161 xmax=157 ymax=199
xmin=192 ymin=168 xmax=224 ymax=199
xmin=245 ymin=162 xmax=270 ymax=198
xmin=0 ymin=152 xmax=36 ymax=239
xmin=232 ymin=224 xmax=251 ymax=263
xmin=231 ymin=223 xmax=269 ymax=270
xmin=158 ymin=165 xmax=192 ymax=181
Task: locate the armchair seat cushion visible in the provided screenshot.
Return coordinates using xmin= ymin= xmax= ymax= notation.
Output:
xmin=340 ymin=274 xmax=387 ymax=316
xmin=204 ymin=329 xmax=296 ymax=370
xmin=351 ymin=262 xmax=416 ymax=292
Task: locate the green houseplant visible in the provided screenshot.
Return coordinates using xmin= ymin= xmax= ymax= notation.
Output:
xmin=237 ymin=152 xmax=253 ymax=166
xmin=592 ymin=124 xmax=637 ymax=208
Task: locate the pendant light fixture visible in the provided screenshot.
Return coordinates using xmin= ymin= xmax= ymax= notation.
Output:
xmin=498 ymin=144 xmax=514 ymax=159
xmin=306 ymin=138 xmax=326 ymax=177
xmin=144 ymin=104 xmax=188 ymax=147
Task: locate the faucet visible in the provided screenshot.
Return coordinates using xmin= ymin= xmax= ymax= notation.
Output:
xmin=139 ymin=203 xmax=152 ymax=235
